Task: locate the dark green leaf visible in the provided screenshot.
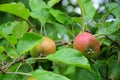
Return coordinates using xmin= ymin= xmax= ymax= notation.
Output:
xmin=108 ymin=56 xmax=120 ymax=80
xmin=31 ymin=69 xmax=70 ymax=80
xmin=18 ymin=63 xmax=33 ymax=73
xmin=49 ymin=9 xmax=73 ymax=25
xmin=17 ymin=32 xmax=43 ymax=54
xmin=94 ymin=60 xmax=108 ymax=80
xmin=46 ymin=48 xmax=90 ymax=69
xmin=75 ymin=66 xmax=101 ymax=80
xmin=0 ymin=3 xmax=30 ymax=20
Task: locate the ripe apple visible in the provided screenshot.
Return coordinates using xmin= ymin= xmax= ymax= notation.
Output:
xmin=30 ymin=37 xmax=56 ymax=57
xmin=73 ymin=32 xmax=100 ymax=58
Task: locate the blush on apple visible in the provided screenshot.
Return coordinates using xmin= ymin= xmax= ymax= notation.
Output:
xmin=73 ymin=32 xmax=100 ymax=58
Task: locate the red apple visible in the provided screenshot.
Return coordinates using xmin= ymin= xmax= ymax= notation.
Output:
xmin=73 ymin=32 xmax=100 ymax=58
xmin=30 ymin=37 xmax=56 ymax=57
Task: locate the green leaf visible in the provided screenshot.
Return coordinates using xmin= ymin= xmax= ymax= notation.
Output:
xmin=46 ymin=48 xmax=90 ymax=69
xmin=6 ymin=35 xmax=17 ymax=45
xmin=94 ymin=60 xmax=108 ymax=80
xmin=75 ymin=66 xmax=101 ymax=80
xmin=6 ymin=48 xmax=18 ymax=58
xmin=108 ymin=56 xmax=120 ymax=80
xmin=12 ymin=21 xmax=29 ymax=39
xmin=30 ymin=8 xmax=55 ymax=23
xmin=78 ymin=0 xmax=96 ymax=22
xmin=31 ymin=69 xmax=70 ymax=80
xmin=97 ymin=20 xmax=120 ymax=35
xmin=54 ymin=23 xmax=68 ymax=36
xmin=0 ymin=30 xmax=17 ymax=45
xmin=0 ymin=3 xmax=30 ymax=20
xmin=29 ymin=0 xmax=55 ymax=23
xmin=49 ymin=9 xmax=73 ymax=25
xmin=29 ymin=0 xmax=47 ymax=11
xmin=109 ymin=31 xmax=120 ymax=45
xmin=47 ymin=0 xmax=60 ymax=8
xmin=18 ymin=63 xmax=33 ymax=73
xmin=106 ymin=2 xmax=120 ymax=18
xmin=17 ymin=32 xmax=43 ymax=54
xmin=0 ymin=46 xmax=5 ymax=53
xmin=72 ymin=17 xmax=83 ymax=24
xmin=0 ymin=21 xmax=19 ymax=35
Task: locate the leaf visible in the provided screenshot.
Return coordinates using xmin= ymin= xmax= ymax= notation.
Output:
xmin=72 ymin=17 xmax=83 ymax=24
xmin=30 ymin=8 xmax=55 ymax=23
xmin=0 ymin=3 xmax=30 ymax=20
xmin=54 ymin=23 xmax=68 ymax=36
xmin=18 ymin=63 xmax=33 ymax=73
xmin=106 ymin=2 xmax=120 ymax=18
xmin=78 ymin=0 xmax=96 ymax=22
xmin=49 ymin=9 xmax=73 ymax=25
xmin=47 ymin=0 xmax=60 ymax=8
xmin=46 ymin=48 xmax=90 ymax=69
xmin=94 ymin=60 xmax=108 ymax=80
xmin=0 ymin=21 xmax=19 ymax=35
xmin=29 ymin=0 xmax=55 ymax=23
xmin=30 ymin=69 xmax=70 ymax=80
xmin=6 ymin=35 xmax=17 ymax=45
xmin=29 ymin=0 xmax=47 ymax=11
xmin=109 ymin=31 xmax=120 ymax=45
xmin=75 ymin=66 xmax=101 ymax=80
xmin=12 ymin=21 xmax=29 ymax=39
xmin=97 ymin=20 xmax=120 ymax=35
xmin=0 ymin=30 xmax=17 ymax=45
xmin=6 ymin=48 xmax=18 ymax=58
xmin=108 ymin=56 xmax=120 ymax=80
xmin=17 ymin=32 xmax=43 ymax=54
xmin=0 ymin=46 xmax=5 ymax=53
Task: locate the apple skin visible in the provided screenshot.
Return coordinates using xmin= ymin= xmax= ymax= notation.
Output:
xmin=30 ymin=37 xmax=56 ymax=57
xmin=73 ymin=32 xmax=100 ymax=58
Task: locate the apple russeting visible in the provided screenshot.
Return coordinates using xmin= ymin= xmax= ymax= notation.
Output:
xmin=30 ymin=37 xmax=56 ymax=57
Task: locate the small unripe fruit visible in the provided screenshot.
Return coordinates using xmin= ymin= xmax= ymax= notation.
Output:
xmin=30 ymin=37 xmax=56 ymax=57
xmin=73 ymin=32 xmax=100 ymax=58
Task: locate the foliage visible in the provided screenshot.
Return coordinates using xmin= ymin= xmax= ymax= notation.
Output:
xmin=0 ymin=0 xmax=120 ymax=80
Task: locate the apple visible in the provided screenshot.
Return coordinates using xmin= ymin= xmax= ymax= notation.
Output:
xmin=73 ymin=32 xmax=100 ymax=58
xmin=30 ymin=37 xmax=56 ymax=57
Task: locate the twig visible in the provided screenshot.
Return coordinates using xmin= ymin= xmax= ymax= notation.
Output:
xmin=56 ymin=40 xmax=73 ymax=47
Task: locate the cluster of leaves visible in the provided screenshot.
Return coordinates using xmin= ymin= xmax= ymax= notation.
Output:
xmin=0 ymin=0 xmax=120 ymax=80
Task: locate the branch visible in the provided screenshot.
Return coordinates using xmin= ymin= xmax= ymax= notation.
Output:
xmin=56 ymin=40 xmax=73 ymax=47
